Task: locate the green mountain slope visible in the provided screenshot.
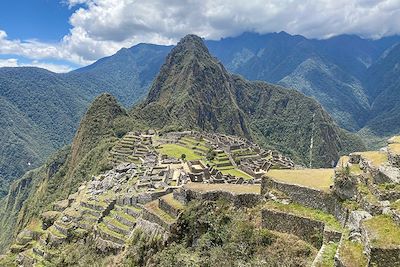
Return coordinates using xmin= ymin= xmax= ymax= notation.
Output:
xmin=0 ymin=94 xmax=127 ymax=253
xmin=135 ymin=34 xmax=364 ymax=167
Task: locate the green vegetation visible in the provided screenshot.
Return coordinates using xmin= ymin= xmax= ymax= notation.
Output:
xmin=157 ymin=144 xmax=202 ymax=161
xmin=185 ymin=183 xmax=260 ymax=194
xmin=122 ymin=199 xmax=317 ymax=266
xmin=133 ymin=34 xmax=364 ymax=169
xmin=338 ymin=232 xmax=368 ymax=267
xmin=359 ymin=151 xmax=388 ymax=167
xmin=362 ymin=215 xmax=400 ymax=248
xmin=263 ymin=201 xmax=342 ymax=231
xmin=219 ymin=168 xmax=252 ymax=179
xmin=267 ymin=169 xmax=334 ymax=192
xmin=317 ymin=242 xmax=339 ymax=267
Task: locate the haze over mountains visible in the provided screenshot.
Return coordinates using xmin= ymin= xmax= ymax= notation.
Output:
xmin=1 ymin=31 xmax=400 ymax=195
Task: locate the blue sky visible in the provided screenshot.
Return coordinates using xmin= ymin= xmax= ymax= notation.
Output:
xmin=0 ymin=0 xmax=399 ymax=73
xmin=0 ymin=1 xmax=77 ymax=41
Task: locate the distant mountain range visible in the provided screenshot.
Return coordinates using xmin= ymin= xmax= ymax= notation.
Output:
xmin=1 ymin=31 xmax=400 ymax=194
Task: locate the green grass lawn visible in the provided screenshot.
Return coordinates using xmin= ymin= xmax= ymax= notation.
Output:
xmin=220 ymin=168 xmax=253 ymax=179
xmin=157 ymin=144 xmax=203 ymax=161
xmin=185 ymin=183 xmax=260 ymax=194
xmin=264 ymin=201 xmax=342 ymax=231
xmin=362 ymin=215 xmax=400 ymax=248
xmin=359 ymin=151 xmax=388 ymax=167
xmin=267 ymin=169 xmax=334 ymax=192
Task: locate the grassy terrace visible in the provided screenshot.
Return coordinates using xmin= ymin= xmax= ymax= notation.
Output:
xmin=359 ymin=151 xmax=388 ymax=167
xmin=267 ymin=169 xmax=334 ymax=192
xmin=219 ymin=168 xmax=253 ymax=179
xmin=145 ymin=201 xmax=176 ymax=224
xmin=185 ymin=183 xmax=260 ymax=194
xmin=338 ymin=233 xmax=368 ymax=267
xmin=162 ymin=193 xmax=185 ymax=210
xmin=317 ymin=242 xmax=339 ymax=267
xmin=157 ymin=144 xmax=202 ymax=161
xmin=389 ymin=143 xmax=400 ymax=154
xmin=363 ymin=215 xmax=400 ymax=248
xmin=264 ymin=201 xmax=342 ymax=231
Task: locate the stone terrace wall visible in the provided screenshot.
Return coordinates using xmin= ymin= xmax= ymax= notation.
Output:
xmin=261 ymin=209 xmax=325 ymax=248
xmin=175 ymin=188 xmax=263 ymax=208
xmin=361 ymin=224 xmax=400 ymax=267
xmin=262 ymin=177 xmax=348 ymax=224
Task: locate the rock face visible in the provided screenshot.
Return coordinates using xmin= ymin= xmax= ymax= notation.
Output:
xmin=135 ymin=34 xmax=362 ymax=167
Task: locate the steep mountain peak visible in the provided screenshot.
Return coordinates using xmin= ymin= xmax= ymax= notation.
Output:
xmin=69 ymin=93 xmax=126 ymax=169
xmin=145 ymin=34 xmax=228 ymax=104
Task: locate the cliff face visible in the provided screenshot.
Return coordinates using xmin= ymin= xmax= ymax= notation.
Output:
xmin=135 ymin=34 xmax=363 ymax=167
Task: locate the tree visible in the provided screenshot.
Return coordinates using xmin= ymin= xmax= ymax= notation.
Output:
xmin=181 ymin=154 xmax=187 ymax=161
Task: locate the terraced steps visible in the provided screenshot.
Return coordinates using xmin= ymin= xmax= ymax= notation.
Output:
xmin=142 ymin=200 xmax=177 ymax=230
xmin=97 ymin=223 xmax=126 ymax=245
xmin=110 ymin=209 xmax=137 ymax=228
xmin=159 ymin=193 xmax=184 ymax=218
xmin=103 ymin=216 xmax=131 ymax=236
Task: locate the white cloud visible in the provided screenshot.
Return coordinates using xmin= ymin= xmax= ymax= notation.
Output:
xmin=2 ymin=0 xmax=400 ymax=67
xmin=0 ymin=58 xmax=72 ymax=73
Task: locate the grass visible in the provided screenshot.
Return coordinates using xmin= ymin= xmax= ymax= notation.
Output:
xmin=357 ymin=183 xmax=379 ymax=205
xmin=157 ymin=144 xmax=202 ymax=161
xmin=219 ymin=168 xmax=253 ymax=179
xmin=104 ymin=216 xmax=130 ymax=230
xmin=263 ymin=201 xmax=342 ymax=231
xmin=359 ymin=151 xmax=388 ymax=167
xmin=162 ymin=193 xmax=185 ymax=210
xmin=338 ymin=235 xmax=368 ymax=267
xmin=388 ymin=136 xmax=400 ymax=144
xmin=316 ymin=242 xmax=339 ymax=267
xmin=185 ymin=183 xmax=260 ymax=194
xmin=391 ymin=201 xmax=400 ymax=212
xmin=146 ymin=201 xmax=176 ymax=224
xmin=98 ymin=223 xmax=125 ymax=240
xmin=362 ymin=215 xmax=400 ymax=248
xmin=389 ymin=143 xmax=400 ymax=154
xmin=267 ymin=169 xmax=334 ymax=192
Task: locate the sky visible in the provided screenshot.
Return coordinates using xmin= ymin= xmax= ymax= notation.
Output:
xmin=0 ymin=0 xmax=400 ymax=73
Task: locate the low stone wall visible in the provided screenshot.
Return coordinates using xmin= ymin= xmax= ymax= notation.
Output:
xmin=261 ymin=209 xmax=324 ymax=248
xmin=388 ymin=151 xmax=400 ymax=168
xmin=142 ymin=207 xmax=173 ymax=231
xmin=262 ymin=177 xmax=348 ymax=224
xmin=180 ymin=188 xmax=263 ymax=208
xmin=361 ymin=223 xmax=400 ymax=267
xmin=159 ymin=198 xmax=181 ymax=217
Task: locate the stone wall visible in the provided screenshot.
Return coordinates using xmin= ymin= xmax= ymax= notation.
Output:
xmin=179 ymin=188 xmax=263 ymax=208
xmin=361 ymin=223 xmax=400 ymax=267
xmin=262 ymin=177 xmax=348 ymax=224
xmin=261 ymin=209 xmax=324 ymax=248
xmin=142 ymin=207 xmax=173 ymax=231
xmin=159 ymin=198 xmax=181 ymax=217
xmin=388 ymin=151 xmax=400 ymax=168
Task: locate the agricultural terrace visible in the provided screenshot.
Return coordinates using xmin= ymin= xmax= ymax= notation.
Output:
xmin=359 ymin=151 xmax=388 ymax=167
xmin=185 ymin=183 xmax=260 ymax=194
xmin=267 ymin=169 xmax=334 ymax=192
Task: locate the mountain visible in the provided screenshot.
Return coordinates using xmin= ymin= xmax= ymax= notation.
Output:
xmin=135 ymin=34 xmax=363 ymax=167
xmin=0 ymin=45 xmax=170 ymax=192
xmin=0 ymin=94 xmax=127 ymax=252
xmin=1 ymin=31 xmax=400 ymax=194
xmin=362 ymin=43 xmax=400 ymax=137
